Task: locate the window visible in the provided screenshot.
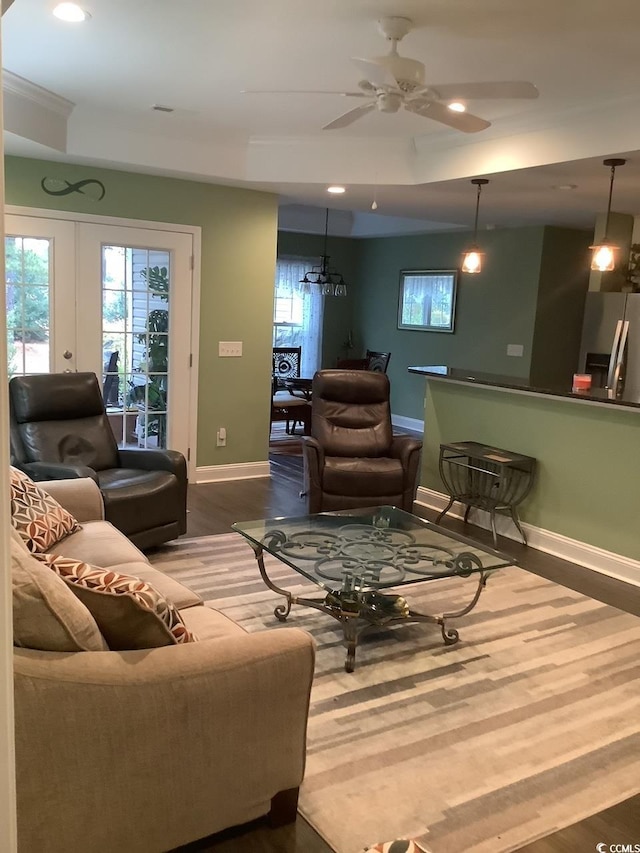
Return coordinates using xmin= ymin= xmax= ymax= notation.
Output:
xmin=398 ymin=269 xmax=458 ymax=333
xmin=6 ymin=236 xmax=52 ymax=376
xmin=273 ymin=257 xmax=323 ymax=376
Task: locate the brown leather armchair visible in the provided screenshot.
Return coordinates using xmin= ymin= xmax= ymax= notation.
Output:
xmin=301 ymin=370 xmax=422 ymax=513
xmin=9 ymin=372 xmax=187 ymax=550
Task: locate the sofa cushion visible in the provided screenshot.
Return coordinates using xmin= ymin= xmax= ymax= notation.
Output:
xmin=47 ymin=520 xmax=147 ymax=567
xmin=110 ymin=562 xmax=202 ymax=610
xmin=322 ymin=456 xmax=404 ymax=497
xmin=179 ymin=603 xmax=247 ymax=641
xmin=36 ymin=554 xmax=197 ymax=650
xmin=11 ymin=533 xmax=107 ymax=652
xmin=10 ymin=466 xmax=81 ymax=553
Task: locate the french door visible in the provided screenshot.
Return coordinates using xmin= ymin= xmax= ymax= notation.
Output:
xmin=5 ymin=212 xmax=197 ymax=471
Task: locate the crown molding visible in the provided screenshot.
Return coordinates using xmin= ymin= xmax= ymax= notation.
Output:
xmin=2 ymin=70 xmax=74 ymax=118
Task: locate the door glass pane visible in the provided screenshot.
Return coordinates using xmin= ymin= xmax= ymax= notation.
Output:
xmin=5 ymin=236 xmax=51 ymax=377
xmin=102 ymin=246 xmax=170 ymax=449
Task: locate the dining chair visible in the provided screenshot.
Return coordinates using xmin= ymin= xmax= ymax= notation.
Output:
xmin=271 ymin=347 xmax=310 ymax=435
xmin=335 ymin=351 xmax=391 ymax=373
xmin=365 ymin=350 xmax=391 ymax=373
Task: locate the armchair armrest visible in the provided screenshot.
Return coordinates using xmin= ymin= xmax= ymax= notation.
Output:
xmin=389 ymin=435 xmax=423 ymax=468
xmin=14 ymin=627 xmax=315 ymax=851
xmin=118 ymin=448 xmax=186 ymax=478
xmin=19 ymin=461 xmax=98 ymax=483
xmin=37 ymin=477 xmax=105 ymax=522
xmin=301 ymin=436 xmax=325 ymax=513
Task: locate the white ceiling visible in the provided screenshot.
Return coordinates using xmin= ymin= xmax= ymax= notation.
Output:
xmin=3 ymin=0 xmax=640 ymax=236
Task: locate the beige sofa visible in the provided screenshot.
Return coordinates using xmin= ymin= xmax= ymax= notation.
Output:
xmin=12 ymin=477 xmax=316 ymax=853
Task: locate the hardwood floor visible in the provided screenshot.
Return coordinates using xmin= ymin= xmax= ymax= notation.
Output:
xmin=170 ymin=436 xmax=640 ymax=853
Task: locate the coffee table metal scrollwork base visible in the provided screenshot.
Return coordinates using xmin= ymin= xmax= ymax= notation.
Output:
xmin=247 ymin=531 xmax=491 ymax=672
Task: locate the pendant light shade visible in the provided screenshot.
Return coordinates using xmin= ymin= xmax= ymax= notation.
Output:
xmin=299 ymin=208 xmax=347 ymax=296
xmin=461 ymin=178 xmax=489 ymax=274
xmin=590 ymin=158 xmax=626 ymax=272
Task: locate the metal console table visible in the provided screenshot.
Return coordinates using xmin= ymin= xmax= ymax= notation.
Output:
xmin=436 ymin=441 xmax=536 ymax=546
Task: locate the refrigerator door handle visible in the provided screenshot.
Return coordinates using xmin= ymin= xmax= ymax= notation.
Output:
xmin=613 ymin=320 xmax=630 ymax=392
xmin=606 ymin=319 xmax=624 ymax=389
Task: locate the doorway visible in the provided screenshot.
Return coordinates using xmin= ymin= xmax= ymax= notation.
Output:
xmin=5 ymin=210 xmax=199 ymax=474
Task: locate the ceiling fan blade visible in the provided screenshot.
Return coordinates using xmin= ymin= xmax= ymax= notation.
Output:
xmin=350 ymin=57 xmax=398 ymax=89
xmin=323 ymin=102 xmax=376 ymax=130
xmin=429 ymin=81 xmax=539 ymax=100
xmin=241 ymin=89 xmax=368 ymax=98
xmin=405 ymin=100 xmax=491 ymax=133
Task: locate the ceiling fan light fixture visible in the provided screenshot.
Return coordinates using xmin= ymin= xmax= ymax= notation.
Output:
xmin=448 ymin=102 xmax=466 ymax=113
xmin=461 ymin=178 xmax=489 ymax=275
xmin=299 ymin=208 xmax=348 ymax=297
xmin=53 ymin=2 xmax=89 ymax=22
xmin=590 ymin=158 xmax=626 ymax=272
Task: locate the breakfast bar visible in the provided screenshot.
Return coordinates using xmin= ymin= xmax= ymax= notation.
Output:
xmin=408 ymin=365 xmax=640 ymax=571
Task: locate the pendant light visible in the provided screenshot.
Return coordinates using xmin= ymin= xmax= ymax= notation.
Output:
xmin=299 ymin=208 xmax=347 ymax=296
xmin=590 ymin=158 xmax=626 ymax=272
xmin=461 ymin=178 xmax=489 ymax=274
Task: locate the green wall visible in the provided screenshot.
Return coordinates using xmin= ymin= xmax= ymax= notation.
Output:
xmin=4 ymin=156 xmax=279 ymax=468
xmin=422 ymin=380 xmax=640 ymax=560
xmin=530 ymin=227 xmax=591 ymax=386
xmin=352 ymin=228 xmax=546 ymax=420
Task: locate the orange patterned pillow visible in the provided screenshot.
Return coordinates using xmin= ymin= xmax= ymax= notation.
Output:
xmin=35 ymin=553 xmax=197 ymax=650
xmin=10 ymin=467 xmax=81 ymax=553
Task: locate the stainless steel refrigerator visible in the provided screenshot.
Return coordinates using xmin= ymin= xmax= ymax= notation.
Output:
xmin=578 ymin=292 xmax=640 ymax=400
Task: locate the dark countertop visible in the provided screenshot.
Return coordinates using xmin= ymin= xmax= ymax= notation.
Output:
xmin=407 ymin=365 xmax=640 ymax=411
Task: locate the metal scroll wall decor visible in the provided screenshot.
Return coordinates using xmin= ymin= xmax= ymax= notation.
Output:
xmin=41 ymin=177 xmax=106 ymax=201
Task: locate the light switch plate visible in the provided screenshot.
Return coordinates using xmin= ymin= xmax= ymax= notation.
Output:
xmin=507 ymin=344 xmax=524 ymax=357
xmin=219 ymin=341 xmax=243 ymax=357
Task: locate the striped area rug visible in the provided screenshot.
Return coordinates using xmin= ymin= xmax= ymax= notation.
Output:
xmin=150 ymin=533 xmax=640 ymax=853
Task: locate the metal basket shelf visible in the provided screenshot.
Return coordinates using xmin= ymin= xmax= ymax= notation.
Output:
xmin=436 ymin=441 xmax=536 ymax=546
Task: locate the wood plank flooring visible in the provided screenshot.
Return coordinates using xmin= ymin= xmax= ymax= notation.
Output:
xmin=169 ymin=435 xmax=640 ymax=853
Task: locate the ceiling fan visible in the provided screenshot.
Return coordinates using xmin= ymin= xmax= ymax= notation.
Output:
xmin=244 ymin=16 xmax=539 ymax=133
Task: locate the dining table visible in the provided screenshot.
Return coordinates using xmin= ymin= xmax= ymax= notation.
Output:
xmin=283 ymin=377 xmax=313 ymax=401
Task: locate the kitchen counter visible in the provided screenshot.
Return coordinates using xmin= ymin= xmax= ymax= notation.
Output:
xmin=407 ymin=365 xmax=640 ymax=411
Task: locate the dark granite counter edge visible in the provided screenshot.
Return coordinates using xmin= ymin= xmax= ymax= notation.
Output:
xmin=407 ymin=366 xmax=640 ymax=412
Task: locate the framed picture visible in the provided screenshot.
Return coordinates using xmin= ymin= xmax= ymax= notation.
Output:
xmin=397 ymin=269 xmax=458 ymax=333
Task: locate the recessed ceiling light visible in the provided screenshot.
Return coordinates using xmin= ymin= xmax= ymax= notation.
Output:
xmin=53 ymin=2 xmax=90 ymax=22
xmin=552 ymin=184 xmax=578 ymax=191
xmin=327 ymin=186 xmax=346 ymax=194
xmin=448 ymin=102 xmax=466 ymax=113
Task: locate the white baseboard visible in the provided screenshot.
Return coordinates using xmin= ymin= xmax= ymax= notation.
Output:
xmin=195 ymin=461 xmax=270 ymax=483
xmin=392 ymin=414 xmax=424 ymax=433
xmin=415 ymin=486 xmax=640 ymax=588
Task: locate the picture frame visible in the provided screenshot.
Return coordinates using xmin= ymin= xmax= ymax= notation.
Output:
xmin=397 ymin=269 xmax=458 ymax=333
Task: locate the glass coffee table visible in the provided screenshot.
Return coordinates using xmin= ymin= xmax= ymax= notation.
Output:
xmin=232 ymin=506 xmax=516 ymax=672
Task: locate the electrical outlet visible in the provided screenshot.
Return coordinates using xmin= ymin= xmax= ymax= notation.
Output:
xmin=218 ymin=341 xmax=243 ymax=357
xmin=216 ymin=427 xmax=226 ymax=447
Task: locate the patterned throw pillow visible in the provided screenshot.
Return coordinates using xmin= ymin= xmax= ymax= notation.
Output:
xmin=11 ymin=534 xmax=107 ymax=653
xmin=10 ymin=467 xmax=81 ymax=553
xmin=35 ymin=553 xmax=197 ymax=650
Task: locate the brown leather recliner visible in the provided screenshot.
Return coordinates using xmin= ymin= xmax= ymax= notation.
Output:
xmin=9 ymin=372 xmax=187 ymax=550
xmin=301 ymin=370 xmax=422 ymax=513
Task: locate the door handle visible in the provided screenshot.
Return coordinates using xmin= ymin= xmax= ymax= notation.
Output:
xmin=612 ymin=320 xmax=630 ymax=395
xmin=606 ymin=321 xmax=623 ymax=390
xmin=63 ymin=350 xmax=73 ymax=359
